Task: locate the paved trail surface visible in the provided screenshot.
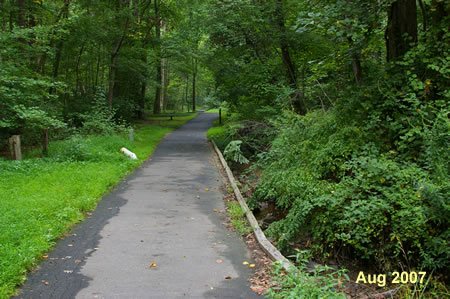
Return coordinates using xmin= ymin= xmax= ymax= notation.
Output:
xmin=16 ymin=112 xmax=259 ymax=299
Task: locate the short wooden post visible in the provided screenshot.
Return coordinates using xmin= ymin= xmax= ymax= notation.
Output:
xmin=219 ymin=108 xmax=222 ymax=125
xmin=9 ymin=135 xmax=22 ymax=160
xmin=128 ymin=129 xmax=134 ymax=142
xmin=42 ymin=129 xmax=49 ymax=156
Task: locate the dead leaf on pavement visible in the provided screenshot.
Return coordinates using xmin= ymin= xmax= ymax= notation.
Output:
xmin=225 ymin=276 xmax=232 ymax=279
xmin=216 ymin=259 xmax=223 ymax=264
xmin=42 ymin=255 xmax=48 ymax=259
xmin=150 ymin=262 xmax=157 ymax=268
xmin=205 ymin=188 xmax=209 ymax=191
xmin=213 ymin=209 xmax=218 ymax=213
xmin=67 ymin=244 xmax=73 ymax=247
xmin=44 ymin=281 xmax=49 ymax=285
xmin=242 ymin=261 xmax=249 ymax=265
xmin=250 ymin=264 xmax=255 ymax=268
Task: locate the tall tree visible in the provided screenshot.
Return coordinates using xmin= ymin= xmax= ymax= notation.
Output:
xmin=385 ymin=0 xmax=418 ymax=61
xmin=153 ymin=0 xmax=162 ymax=114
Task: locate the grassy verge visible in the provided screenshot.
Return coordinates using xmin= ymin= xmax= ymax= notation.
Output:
xmin=226 ymin=201 xmax=252 ymax=235
xmin=206 ymin=109 xmax=235 ymax=150
xmin=267 ymin=250 xmax=348 ymax=298
xmin=0 ymin=114 xmax=197 ymax=298
xmin=204 ymin=108 xmax=221 ymax=113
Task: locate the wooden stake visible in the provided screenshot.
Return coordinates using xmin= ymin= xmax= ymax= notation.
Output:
xmin=9 ymin=135 xmax=22 ymax=160
xmin=42 ymin=129 xmax=49 ymax=156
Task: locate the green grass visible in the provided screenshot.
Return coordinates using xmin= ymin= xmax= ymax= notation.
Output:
xmin=205 ymin=108 xmax=221 ymax=113
xmin=226 ymin=201 xmax=252 ymax=235
xmin=267 ymin=250 xmax=348 ymax=298
xmin=146 ymin=111 xmax=198 ymax=120
xmin=206 ymin=126 xmax=226 ymax=141
xmin=0 ymin=117 xmax=196 ymax=298
xmin=206 ymin=109 xmax=235 ymax=150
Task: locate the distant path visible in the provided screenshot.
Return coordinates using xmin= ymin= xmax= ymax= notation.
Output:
xmin=15 ymin=112 xmax=259 ymax=298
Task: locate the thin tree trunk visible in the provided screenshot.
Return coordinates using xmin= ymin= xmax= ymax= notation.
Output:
xmin=49 ymin=0 xmax=71 ymax=95
xmin=108 ymin=18 xmax=128 ymax=110
xmin=95 ymin=53 xmax=101 ymax=87
xmin=174 ymin=85 xmax=181 ymax=111
xmin=49 ymin=41 xmax=63 ymax=95
xmin=162 ymin=59 xmax=169 ymax=111
xmin=153 ymin=0 xmax=162 ymax=114
xmin=351 ymin=54 xmax=362 ymax=84
xmin=275 ymin=0 xmax=305 ymax=114
xmin=17 ymin=0 xmax=25 ymax=27
xmin=75 ymin=43 xmax=85 ymax=92
xmin=183 ymin=75 xmax=188 ymax=112
xmin=192 ymin=57 xmax=197 ymax=112
xmin=385 ymin=0 xmax=418 ymax=61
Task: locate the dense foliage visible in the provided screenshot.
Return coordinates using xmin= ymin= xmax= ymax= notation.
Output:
xmin=0 ymin=0 xmax=212 ymax=150
xmin=205 ymin=0 xmax=449 ymax=280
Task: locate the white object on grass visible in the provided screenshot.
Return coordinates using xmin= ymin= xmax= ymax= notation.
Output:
xmin=120 ymin=147 xmax=137 ymax=160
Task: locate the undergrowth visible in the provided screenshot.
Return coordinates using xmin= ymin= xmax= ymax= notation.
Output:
xmin=226 ymin=201 xmax=252 ymax=235
xmin=267 ymin=250 xmax=348 ymax=298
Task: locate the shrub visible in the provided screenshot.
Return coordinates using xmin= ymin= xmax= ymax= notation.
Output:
xmin=251 ymin=110 xmax=449 ymax=272
xmin=76 ymin=92 xmax=130 ymax=136
xmin=223 ymin=140 xmax=249 ymax=164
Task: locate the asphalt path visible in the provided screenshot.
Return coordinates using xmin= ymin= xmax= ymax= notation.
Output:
xmin=15 ymin=112 xmax=259 ymax=299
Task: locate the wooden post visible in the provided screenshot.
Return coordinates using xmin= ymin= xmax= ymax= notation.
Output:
xmin=42 ymin=129 xmax=49 ymax=156
xmin=9 ymin=135 xmax=22 ymax=160
xmin=219 ymin=108 xmax=222 ymax=125
xmin=128 ymin=129 xmax=134 ymax=142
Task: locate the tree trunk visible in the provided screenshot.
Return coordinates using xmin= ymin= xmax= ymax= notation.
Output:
xmin=95 ymin=53 xmax=101 ymax=87
xmin=352 ymin=53 xmax=362 ymax=84
xmin=108 ymin=20 xmax=128 ymax=110
xmin=153 ymin=0 xmax=161 ymax=114
xmin=385 ymin=0 xmax=418 ymax=61
xmin=161 ymin=58 xmax=169 ymax=111
xmin=138 ymin=82 xmax=146 ymax=119
xmin=17 ymin=0 xmax=25 ymax=27
xmin=49 ymin=0 xmax=71 ymax=95
xmin=163 ymin=59 xmax=169 ymax=111
xmin=192 ymin=57 xmax=197 ymax=112
xmin=49 ymin=41 xmax=63 ymax=95
xmin=183 ymin=75 xmax=188 ymax=112
xmin=275 ymin=0 xmax=305 ymax=114
xmin=75 ymin=43 xmax=85 ymax=92
xmin=42 ymin=129 xmax=49 ymax=156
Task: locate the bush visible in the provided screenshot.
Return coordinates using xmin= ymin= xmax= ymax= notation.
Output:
xmin=207 ymin=126 xmax=231 ymax=150
xmin=47 ymin=135 xmax=134 ymax=163
xmin=223 ymin=140 xmax=249 ymax=164
xmin=76 ymin=92 xmax=130 ymax=136
xmin=251 ymin=110 xmax=449 ymax=272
